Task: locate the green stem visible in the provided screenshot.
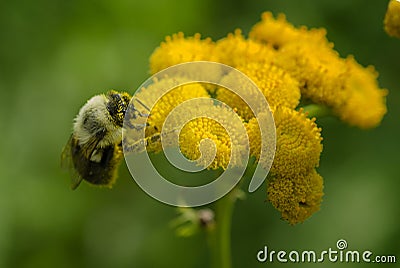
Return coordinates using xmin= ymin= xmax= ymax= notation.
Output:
xmin=210 ymin=189 xmax=236 ymax=268
xmin=208 ymin=158 xmax=258 ymax=268
xmin=301 ymin=104 xmax=332 ymax=118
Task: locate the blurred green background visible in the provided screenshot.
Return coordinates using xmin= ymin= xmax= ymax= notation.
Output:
xmin=0 ymin=0 xmax=399 ymax=267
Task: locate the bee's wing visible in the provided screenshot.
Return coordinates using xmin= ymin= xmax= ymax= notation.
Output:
xmin=61 ymin=135 xmax=74 ymax=169
xmin=61 ymin=135 xmax=83 ymax=190
xmin=80 ymin=137 xmax=101 ymax=160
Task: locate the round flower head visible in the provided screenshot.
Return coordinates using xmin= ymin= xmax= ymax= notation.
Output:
xmin=217 ymin=62 xmax=300 ymax=121
xmin=267 ymin=169 xmax=324 ymax=224
xmin=275 ymin=42 xmax=387 ymax=128
xmin=249 ymin=12 xmax=328 ymax=50
xmin=275 ymin=40 xmax=348 ymax=108
xmin=134 ymin=77 xmax=210 ymax=152
xmin=339 ymin=57 xmax=388 ymax=128
xmin=178 ymin=102 xmax=249 ymax=170
xmin=179 ymin=118 xmax=231 ymax=170
xmin=214 ymin=29 xmax=276 ymax=67
xmin=149 ymin=33 xmax=217 ymax=74
xmin=384 ymin=0 xmax=400 ymax=38
xmin=250 ymin=12 xmax=388 ymax=129
xmin=246 ymin=107 xmax=322 ymax=179
xmin=237 ymin=62 xmax=300 ymax=111
xmin=271 ymin=107 xmax=323 ymax=178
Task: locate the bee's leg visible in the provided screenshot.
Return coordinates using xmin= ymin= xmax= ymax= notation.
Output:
xmin=124 ymin=100 xmax=151 ymax=130
xmin=123 ymin=136 xmax=151 ymax=154
xmin=138 ymin=111 xmax=150 ymax=117
xmin=123 ymin=133 xmax=162 ymax=154
xmin=133 ymin=97 xmax=151 ymax=112
xmin=123 ymin=128 xmax=179 ymax=154
xmin=125 ymin=102 xmax=150 ymax=119
xmin=124 ymin=108 xmax=148 ymax=129
xmin=125 ymin=122 xmax=148 ymax=131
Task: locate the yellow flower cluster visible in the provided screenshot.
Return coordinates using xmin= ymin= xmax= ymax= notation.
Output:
xmin=340 ymin=57 xmax=388 ymax=128
xmin=385 ymin=0 xmax=400 ymax=38
xmin=214 ymin=30 xmax=277 ymax=67
xmin=135 ymin=80 xmax=248 ymax=169
xmin=133 ymin=78 xmax=209 ymax=152
xmin=249 ymin=12 xmax=328 ymax=49
xmin=246 ymin=107 xmax=323 ymax=223
xmin=135 ymin=78 xmax=209 ymax=132
xmin=142 ymin=11 xmax=388 ymax=223
xmin=217 ymin=62 xmax=300 ymax=121
xmin=249 ymin=12 xmax=388 ymax=129
xmin=270 ymin=107 xmax=322 ymax=178
xmin=150 ymin=33 xmax=217 ymax=74
xmin=267 ymin=169 xmax=324 ymax=225
xmin=178 ymin=103 xmax=249 ymax=170
xmin=179 ymin=117 xmax=231 ymax=170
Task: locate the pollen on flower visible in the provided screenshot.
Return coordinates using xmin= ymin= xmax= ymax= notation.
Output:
xmin=271 ymin=107 xmax=323 ymax=178
xmin=267 ymin=169 xmax=324 ymax=224
xmin=246 ymin=107 xmax=322 ymax=179
xmin=339 ymin=57 xmax=388 ymax=128
xmin=238 ymin=63 xmax=300 ymax=111
xmin=249 ymin=12 xmax=328 ymax=50
xmin=134 ymin=78 xmax=210 ymax=152
xmin=149 ymin=32 xmax=217 ymax=74
xmin=384 ymin=0 xmax=400 ymax=38
xmin=139 ymin=10 xmax=389 ymax=224
xmin=274 ymin=40 xmax=348 ymax=108
xmin=217 ymin=62 xmax=300 ymax=121
xmin=245 ymin=117 xmax=262 ymax=158
xmin=178 ymin=102 xmax=249 ymax=170
xmin=249 ymin=12 xmax=388 ymax=129
xmin=179 ymin=118 xmax=231 ymax=170
xmin=214 ymin=29 xmax=277 ymax=67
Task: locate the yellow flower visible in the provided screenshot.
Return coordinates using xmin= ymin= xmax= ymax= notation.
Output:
xmin=178 ymin=102 xmax=249 ymax=170
xmin=247 ymin=107 xmax=322 ymax=177
xmin=276 ymin=40 xmax=388 ymax=128
xmin=251 ymin=13 xmax=347 ymax=110
xmin=252 ymin=106 xmax=323 ymax=224
xmin=276 ymin=40 xmax=349 ymax=109
xmin=384 ymin=0 xmax=400 ymax=38
xmin=216 ymin=62 xmax=300 ymax=120
xmin=179 ymin=118 xmax=231 ymax=170
xmin=339 ymin=57 xmax=388 ymax=128
xmin=149 ymin=32 xmax=217 ymax=74
xmin=272 ymin=107 xmax=322 ymax=178
xmin=134 ymin=77 xmax=211 ymax=152
xmin=214 ymin=29 xmax=277 ymax=67
xmin=249 ymin=12 xmax=328 ymax=50
xmin=267 ymin=169 xmax=324 ymax=225
xmin=136 ymin=10 xmax=389 ymax=224
xmin=250 ymin=12 xmax=387 ymax=129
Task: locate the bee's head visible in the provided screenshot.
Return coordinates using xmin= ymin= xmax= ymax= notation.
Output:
xmin=106 ymin=90 xmax=132 ymax=127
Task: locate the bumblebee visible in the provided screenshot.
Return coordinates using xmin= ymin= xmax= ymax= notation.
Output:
xmin=61 ymin=90 xmax=149 ymax=189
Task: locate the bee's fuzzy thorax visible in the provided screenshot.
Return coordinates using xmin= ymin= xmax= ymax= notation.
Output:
xmin=73 ymin=94 xmax=122 ymax=148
